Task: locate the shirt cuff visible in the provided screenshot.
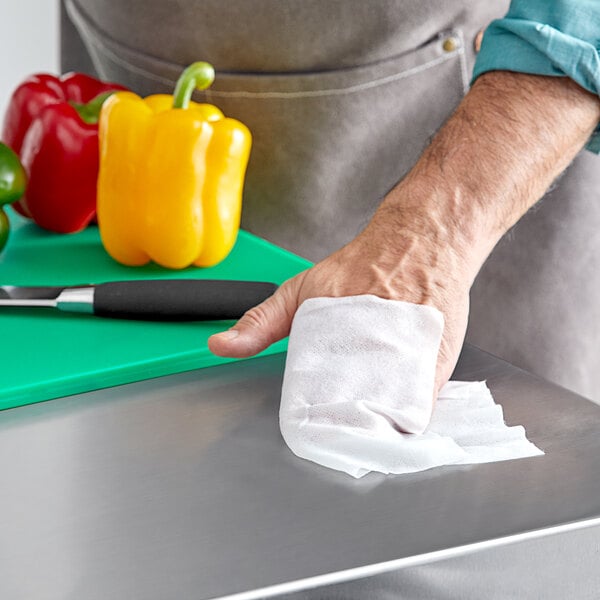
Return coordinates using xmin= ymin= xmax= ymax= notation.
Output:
xmin=473 ymin=18 xmax=600 ymax=153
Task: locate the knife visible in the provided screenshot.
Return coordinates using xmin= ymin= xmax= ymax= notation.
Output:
xmin=0 ymin=279 xmax=278 ymax=321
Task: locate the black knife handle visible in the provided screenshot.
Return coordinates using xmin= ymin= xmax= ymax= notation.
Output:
xmin=93 ymin=280 xmax=278 ymax=321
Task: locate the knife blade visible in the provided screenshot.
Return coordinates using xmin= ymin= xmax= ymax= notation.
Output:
xmin=0 ymin=279 xmax=278 ymax=321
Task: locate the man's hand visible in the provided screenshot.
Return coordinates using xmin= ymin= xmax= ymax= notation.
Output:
xmin=209 ymin=206 xmax=472 ymax=393
xmin=209 ymin=72 xmax=600 ymax=394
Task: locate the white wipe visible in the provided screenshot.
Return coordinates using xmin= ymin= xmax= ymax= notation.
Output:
xmin=280 ymin=295 xmax=543 ymax=478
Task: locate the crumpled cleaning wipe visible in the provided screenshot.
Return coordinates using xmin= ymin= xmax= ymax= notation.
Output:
xmin=280 ymin=295 xmax=543 ymax=478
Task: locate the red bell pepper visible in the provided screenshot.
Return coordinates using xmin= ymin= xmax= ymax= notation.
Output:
xmin=1 ymin=73 xmax=126 ymax=233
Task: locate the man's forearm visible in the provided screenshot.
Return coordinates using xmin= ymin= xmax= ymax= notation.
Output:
xmin=209 ymin=71 xmax=600 ymax=389
xmin=377 ymin=71 xmax=600 ymax=282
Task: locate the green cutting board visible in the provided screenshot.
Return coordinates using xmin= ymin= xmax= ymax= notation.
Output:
xmin=0 ymin=211 xmax=311 ymax=410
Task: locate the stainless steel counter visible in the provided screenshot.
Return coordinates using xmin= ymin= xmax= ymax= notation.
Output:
xmin=1 ymin=345 xmax=600 ymax=600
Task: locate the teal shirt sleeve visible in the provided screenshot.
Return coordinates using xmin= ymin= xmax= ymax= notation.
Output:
xmin=472 ymin=0 xmax=600 ymax=153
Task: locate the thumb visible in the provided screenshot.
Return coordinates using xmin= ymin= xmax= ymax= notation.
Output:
xmin=207 ymin=277 xmax=301 ymax=358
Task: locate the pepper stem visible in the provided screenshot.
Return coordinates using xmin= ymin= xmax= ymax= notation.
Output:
xmin=172 ymin=62 xmax=215 ymax=109
xmin=70 ymin=91 xmax=116 ymax=125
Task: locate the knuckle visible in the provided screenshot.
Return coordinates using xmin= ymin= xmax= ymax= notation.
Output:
xmin=238 ymin=302 xmax=271 ymax=330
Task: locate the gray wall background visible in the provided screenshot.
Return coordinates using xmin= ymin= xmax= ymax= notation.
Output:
xmin=0 ymin=2 xmax=59 ymax=119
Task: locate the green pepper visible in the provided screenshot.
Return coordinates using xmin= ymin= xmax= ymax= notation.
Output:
xmin=0 ymin=142 xmax=27 ymax=252
xmin=0 ymin=209 xmax=9 ymax=251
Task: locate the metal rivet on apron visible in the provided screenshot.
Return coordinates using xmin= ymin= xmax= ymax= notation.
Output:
xmin=442 ymin=37 xmax=459 ymax=52
xmin=474 ymin=29 xmax=484 ymax=53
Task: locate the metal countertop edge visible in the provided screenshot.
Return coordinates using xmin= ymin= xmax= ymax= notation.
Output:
xmin=212 ymin=516 xmax=600 ymax=600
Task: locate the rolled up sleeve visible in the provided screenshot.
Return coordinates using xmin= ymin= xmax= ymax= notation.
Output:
xmin=473 ymin=0 xmax=600 ymax=153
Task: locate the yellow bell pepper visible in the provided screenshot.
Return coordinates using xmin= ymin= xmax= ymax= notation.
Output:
xmin=97 ymin=62 xmax=252 ymax=269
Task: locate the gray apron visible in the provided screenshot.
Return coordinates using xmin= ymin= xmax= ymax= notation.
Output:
xmin=60 ymin=1 xmax=600 ymax=597
xmin=63 ymin=0 xmax=500 ymax=260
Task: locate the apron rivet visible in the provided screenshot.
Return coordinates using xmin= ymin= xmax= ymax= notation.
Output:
xmin=442 ymin=37 xmax=458 ymax=52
